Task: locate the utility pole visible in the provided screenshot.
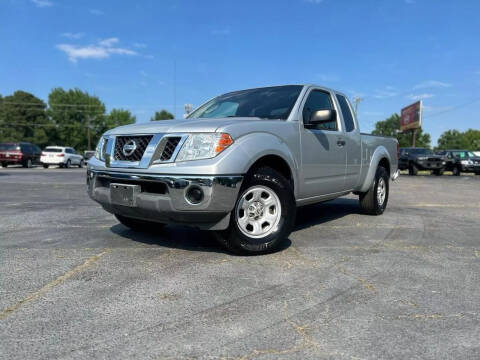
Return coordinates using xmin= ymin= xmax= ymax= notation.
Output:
xmin=353 ymin=96 xmax=363 ymax=117
xmin=87 ymin=115 xmax=92 ymax=150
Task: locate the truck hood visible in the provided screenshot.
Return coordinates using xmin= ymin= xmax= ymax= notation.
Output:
xmin=105 ymin=118 xmax=265 ymax=135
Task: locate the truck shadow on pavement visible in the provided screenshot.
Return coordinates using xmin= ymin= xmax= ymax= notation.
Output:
xmin=109 ymin=198 xmax=359 ymax=254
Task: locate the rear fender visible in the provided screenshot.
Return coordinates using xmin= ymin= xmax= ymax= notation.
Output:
xmin=359 ymin=146 xmax=391 ymax=193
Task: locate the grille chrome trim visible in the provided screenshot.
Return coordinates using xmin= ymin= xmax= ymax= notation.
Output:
xmin=151 ymin=134 xmax=189 ymax=165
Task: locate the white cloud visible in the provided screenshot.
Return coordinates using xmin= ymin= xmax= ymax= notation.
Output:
xmin=90 ymin=9 xmax=104 ymax=16
xmin=31 ymin=0 xmax=53 ymax=7
xmin=133 ymin=43 xmax=147 ymax=49
xmin=98 ymin=37 xmax=119 ymax=47
xmin=61 ymin=32 xmax=85 ymax=40
xmin=413 ymin=80 xmax=452 ymax=89
xmin=374 ymin=89 xmax=398 ymax=99
xmin=406 ymin=93 xmax=435 ymax=101
xmin=56 ymin=38 xmax=137 ymax=63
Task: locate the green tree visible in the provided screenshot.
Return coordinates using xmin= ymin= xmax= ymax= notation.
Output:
xmin=0 ymin=91 xmax=51 ymax=147
xmin=48 ymin=88 xmax=106 ymax=152
xmin=437 ymin=129 xmax=480 ymax=151
xmin=150 ymin=109 xmax=174 ymax=121
xmin=104 ymin=109 xmax=136 ymax=131
xmin=372 ymin=113 xmax=431 ymax=148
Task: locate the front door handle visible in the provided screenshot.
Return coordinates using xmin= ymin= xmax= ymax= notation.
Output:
xmin=337 ymin=139 xmax=346 ymax=147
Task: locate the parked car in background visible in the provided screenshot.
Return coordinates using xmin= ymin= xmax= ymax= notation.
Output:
xmin=436 ymin=150 xmax=480 ymax=175
xmin=398 ymin=147 xmax=445 ymax=175
xmin=0 ymin=142 xmax=41 ymax=168
xmin=84 ymin=150 xmax=95 ymax=161
xmin=41 ymin=146 xmax=84 ymax=168
xmin=473 ymin=151 xmax=480 ymax=157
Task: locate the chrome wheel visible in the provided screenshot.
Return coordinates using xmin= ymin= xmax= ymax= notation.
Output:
xmin=377 ymin=177 xmax=386 ymax=206
xmin=235 ymin=185 xmax=282 ymax=239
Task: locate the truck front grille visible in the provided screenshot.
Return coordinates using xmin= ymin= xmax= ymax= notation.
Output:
xmin=114 ymin=135 xmax=153 ymax=161
xmin=159 ymin=137 xmax=181 ymax=161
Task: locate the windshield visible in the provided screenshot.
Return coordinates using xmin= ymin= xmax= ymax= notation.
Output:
xmin=0 ymin=144 xmax=20 ymax=151
xmin=188 ymin=85 xmax=303 ymax=120
xmin=452 ymin=151 xmax=475 ymax=158
xmin=44 ymin=148 xmax=62 ymax=153
xmin=409 ymin=148 xmax=433 ymax=155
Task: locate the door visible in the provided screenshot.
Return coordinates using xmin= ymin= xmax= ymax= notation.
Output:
xmin=299 ymin=89 xmax=347 ymax=198
xmin=335 ymin=94 xmax=361 ymax=190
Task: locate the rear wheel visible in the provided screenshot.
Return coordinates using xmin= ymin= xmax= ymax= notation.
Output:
xmin=1 ymin=162 xmax=7 ymax=168
xmin=65 ymin=159 xmax=71 ymax=169
xmin=408 ymin=163 xmax=418 ymax=176
xmin=43 ymin=164 xmax=49 ymax=169
xmin=432 ymin=168 xmax=444 ymax=176
xmin=215 ymin=166 xmax=296 ymax=255
xmin=452 ymin=166 xmax=461 ymax=176
xmin=79 ymin=159 xmax=84 ymax=168
xmin=359 ymin=166 xmax=389 ymax=215
xmin=115 ymin=214 xmax=165 ymax=232
xmin=23 ymin=159 xmax=32 ymax=168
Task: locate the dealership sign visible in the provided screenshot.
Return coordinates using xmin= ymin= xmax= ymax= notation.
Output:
xmin=401 ymin=101 xmax=422 ymax=131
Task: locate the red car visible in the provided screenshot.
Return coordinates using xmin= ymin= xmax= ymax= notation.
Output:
xmin=0 ymin=142 xmax=42 ymax=168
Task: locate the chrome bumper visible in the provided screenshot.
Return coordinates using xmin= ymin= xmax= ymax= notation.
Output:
xmin=87 ymin=170 xmax=243 ymax=229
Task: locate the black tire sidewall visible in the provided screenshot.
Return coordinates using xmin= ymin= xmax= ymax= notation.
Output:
xmin=373 ymin=167 xmax=389 ymax=214
xmin=223 ymin=167 xmax=296 ymax=254
xmin=66 ymin=160 xmax=71 ymax=168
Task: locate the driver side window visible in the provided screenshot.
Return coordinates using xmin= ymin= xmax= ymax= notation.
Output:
xmin=302 ymin=90 xmax=336 ymax=131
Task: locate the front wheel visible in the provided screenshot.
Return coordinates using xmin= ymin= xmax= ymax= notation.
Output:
xmin=1 ymin=162 xmax=7 ymax=168
xmin=65 ymin=159 xmax=71 ymax=169
xmin=43 ymin=164 xmax=49 ymax=169
xmin=215 ymin=166 xmax=296 ymax=255
xmin=79 ymin=159 xmax=84 ymax=168
xmin=452 ymin=166 xmax=461 ymax=176
xmin=432 ymin=168 xmax=444 ymax=176
xmin=359 ymin=166 xmax=389 ymax=215
xmin=115 ymin=214 xmax=165 ymax=232
xmin=408 ymin=163 xmax=418 ymax=176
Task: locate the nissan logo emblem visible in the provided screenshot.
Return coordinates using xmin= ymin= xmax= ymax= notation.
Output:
xmin=122 ymin=140 xmax=137 ymax=157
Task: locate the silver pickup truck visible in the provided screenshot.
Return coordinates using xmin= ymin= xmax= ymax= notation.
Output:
xmin=88 ymin=85 xmax=399 ymax=254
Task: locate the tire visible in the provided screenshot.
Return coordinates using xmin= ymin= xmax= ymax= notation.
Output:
xmin=65 ymin=159 xmax=71 ymax=169
xmin=1 ymin=162 xmax=7 ymax=168
xmin=408 ymin=163 xmax=418 ymax=176
xmin=214 ymin=166 xmax=296 ymax=255
xmin=359 ymin=166 xmax=389 ymax=215
xmin=115 ymin=214 xmax=165 ymax=232
xmin=452 ymin=166 xmax=461 ymax=176
xmin=43 ymin=164 xmax=49 ymax=169
xmin=78 ymin=159 xmax=84 ymax=168
xmin=432 ymin=168 xmax=444 ymax=176
xmin=23 ymin=159 xmax=32 ymax=168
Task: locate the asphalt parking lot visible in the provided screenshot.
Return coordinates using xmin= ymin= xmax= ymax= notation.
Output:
xmin=1 ymin=167 xmax=479 ymax=359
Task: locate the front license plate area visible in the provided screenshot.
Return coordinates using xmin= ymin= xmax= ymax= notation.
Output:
xmin=110 ymin=183 xmax=141 ymax=207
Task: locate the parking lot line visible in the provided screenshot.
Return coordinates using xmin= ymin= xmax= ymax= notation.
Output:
xmin=0 ymin=248 xmax=110 ymax=320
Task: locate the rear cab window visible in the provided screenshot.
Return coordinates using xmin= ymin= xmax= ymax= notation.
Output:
xmin=0 ymin=144 xmax=20 ymax=151
xmin=44 ymin=148 xmax=63 ymax=153
xmin=336 ymin=94 xmax=356 ymax=132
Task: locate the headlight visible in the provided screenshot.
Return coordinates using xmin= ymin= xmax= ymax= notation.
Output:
xmin=461 ymin=160 xmax=472 ymax=165
xmin=176 ymin=133 xmax=233 ymax=162
xmin=417 ymin=156 xmax=427 ymax=160
xmin=95 ymin=137 xmax=106 ymax=160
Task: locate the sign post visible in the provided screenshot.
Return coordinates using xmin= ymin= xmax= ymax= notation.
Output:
xmin=401 ymin=101 xmax=422 ymax=147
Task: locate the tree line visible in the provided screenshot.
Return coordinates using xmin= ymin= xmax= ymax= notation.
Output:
xmin=0 ymin=89 xmax=174 ymax=152
xmin=372 ymin=114 xmax=480 ymax=151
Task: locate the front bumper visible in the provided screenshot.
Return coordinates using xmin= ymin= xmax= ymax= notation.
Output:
xmin=87 ymin=170 xmax=243 ymax=230
xmin=416 ymin=160 xmax=445 ymax=170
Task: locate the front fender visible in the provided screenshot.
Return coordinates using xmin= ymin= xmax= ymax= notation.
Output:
xmin=358 ymin=145 xmax=391 ymax=193
xmin=221 ymin=132 xmax=299 ymax=196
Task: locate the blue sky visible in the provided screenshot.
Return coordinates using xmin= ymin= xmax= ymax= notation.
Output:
xmin=1 ymin=0 xmax=479 ymax=145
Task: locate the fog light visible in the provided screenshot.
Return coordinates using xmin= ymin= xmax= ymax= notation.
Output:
xmin=186 ymin=186 xmax=204 ymax=204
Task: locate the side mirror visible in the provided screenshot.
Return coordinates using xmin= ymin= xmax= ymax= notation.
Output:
xmin=310 ymin=109 xmax=336 ymax=124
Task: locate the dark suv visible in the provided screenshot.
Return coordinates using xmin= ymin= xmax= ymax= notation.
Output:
xmin=0 ymin=142 xmax=42 ymax=168
xmin=436 ymin=150 xmax=480 ymax=176
xmin=398 ymin=147 xmax=446 ymax=176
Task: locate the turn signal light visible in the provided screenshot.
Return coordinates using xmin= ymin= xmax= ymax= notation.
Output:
xmin=215 ymin=133 xmax=234 ymax=154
